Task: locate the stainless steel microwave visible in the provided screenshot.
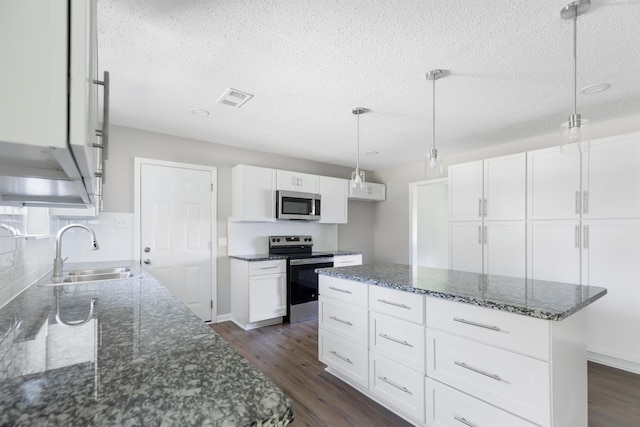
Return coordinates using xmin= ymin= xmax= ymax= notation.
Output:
xmin=276 ymin=190 xmax=321 ymax=220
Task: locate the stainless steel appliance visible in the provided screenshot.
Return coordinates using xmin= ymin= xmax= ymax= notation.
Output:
xmin=269 ymin=235 xmax=333 ymax=323
xmin=276 ymin=190 xmax=321 ymax=220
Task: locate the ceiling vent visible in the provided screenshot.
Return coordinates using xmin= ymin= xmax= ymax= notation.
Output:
xmin=216 ymin=88 xmax=253 ymax=108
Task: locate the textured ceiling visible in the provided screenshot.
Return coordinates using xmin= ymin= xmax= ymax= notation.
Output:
xmin=97 ymin=0 xmax=640 ymax=171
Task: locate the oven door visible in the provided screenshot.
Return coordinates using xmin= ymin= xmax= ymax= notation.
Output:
xmin=287 ymin=257 xmax=333 ymax=322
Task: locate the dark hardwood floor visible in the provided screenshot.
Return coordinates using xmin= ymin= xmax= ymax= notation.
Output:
xmin=211 ymin=320 xmax=640 ymax=427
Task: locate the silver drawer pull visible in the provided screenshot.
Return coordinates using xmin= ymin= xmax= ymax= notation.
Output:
xmin=454 ymin=415 xmax=477 ymax=427
xmin=377 ymin=299 xmax=411 ymax=309
xmin=379 ymin=333 xmax=413 ymax=347
xmin=329 ymin=350 xmax=352 ymax=364
xmin=329 ymin=286 xmax=352 ymax=294
xmin=259 ymin=266 xmax=279 ymax=270
xmin=378 ymin=376 xmax=412 ymax=395
xmin=454 ymin=361 xmax=506 ymax=383
xmin=330 ymin=316 xmax=353 ymax=326
xmin=453 ymin=318 xmax=501 ymax=332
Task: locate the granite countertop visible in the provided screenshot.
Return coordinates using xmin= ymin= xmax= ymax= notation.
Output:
xmin=230 ymin=250 xmax=361 ymax=262
xmin=0 ymin=261 xmax=293 ymax=426
xmin=316 ymin=263 xmax=607 ymax=321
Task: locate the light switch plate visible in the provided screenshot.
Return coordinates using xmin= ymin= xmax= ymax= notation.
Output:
xmin=218 ymin=237 xmax=228 ymax=247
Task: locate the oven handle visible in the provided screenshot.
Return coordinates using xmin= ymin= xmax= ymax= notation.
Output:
xmin=289 ymin=257 xmax=334 ymax=266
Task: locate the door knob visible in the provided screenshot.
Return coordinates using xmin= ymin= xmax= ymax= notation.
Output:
xmin=144 ymin=247 xmax=151 ymax=253
xmin=144 ymin=259 xmax=151 ymax=265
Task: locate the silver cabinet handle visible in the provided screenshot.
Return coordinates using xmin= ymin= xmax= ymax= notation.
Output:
xmin=330 ymin=316 xmax=353 ymax=326
xmin=144 ymin=259 xmax=151 ymax=265
xmin=329 ymin=286 xmax=352 ymax=294
xmin=483 ymin=225 xmax=487 ymax=244
xmin=454 ymin=416 xmax=477 ymax=427
xmin=93 ymin=71 xmax=110 ymax=160
xmin=259 ymin=266 xmax=279 ymax=270
xmin=378 ymin=376 xmax=412 ymax=395
xmin=377 ymin=299 xmax=411 ymax=309
xmin=454 ymin=361 xmax=505 ymax=382
xmin=575 ymin=191 xmax=581 ymax=215
xmin=453 ymin=318 xmax=501 ymax=332
xmin=478 ymin=226 xmax=482 ymax=244
xmin=379 ymin=333 xmax=413 ymax=347
xmin=583 ymin=225 xmax=589 ymax=249
xmin=329 ymin=350 xmax=352 ymax=364
xmin=478 ymin=198 xmax=483 ymax=217
xmin=583 ymin=190 xmax=589 ymax=214
xmin=575 ymin=225 xmax=581 ymax=248
xmin=483 ymin=198 xmax=487 ymax=217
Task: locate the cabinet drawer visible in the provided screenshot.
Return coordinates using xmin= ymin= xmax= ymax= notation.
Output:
xmin=249 ymin=259 xmax=286 ymax=275
xmin=369 ymin=352 xmax=425 ymax=423
xmin=319 ymin=329 xmax=368 ymax=388
xmin=332 ymin=254 xmax=362 ymax=267
xmin=426 ymin=297 xmax=550 ymax=360
xmin=369 ymin=286 xmax=424 ymax=324
xmin=426 ymin=378 xmax=537 ymax=427
xmin=319 ymin=296 xmax=367 ymax=347
xmin=426 ymin=330 xmax=550 ymax=427
xmin=319 ymin=276 xmax=367 ymax=307
xmin=370 ymin=311 xmax=425 ymax=373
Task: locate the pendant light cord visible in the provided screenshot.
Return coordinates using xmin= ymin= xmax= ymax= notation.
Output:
xmin=356 ymin=112 xmax=360 ymax=170
xmin=432 ymin=75 xmax=436 ymax=151
xmin=573 ymin=7 xmax=578 ymax=115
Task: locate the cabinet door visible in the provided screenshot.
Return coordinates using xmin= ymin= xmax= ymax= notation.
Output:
xmin=527 ymin=220 xmax=581 ymax=283
xmin=249 ymin=273 xmax=286 ymax=322
xmin=484 ymin=221 xmax=526 ymax=278
xmin=276 ymin=170 xmax=318 ymax=193
xmin=318 ymin=176 xmax=348 ymax=224
xmin=231 ymin=165 xmax=276 ymax=221
xmin=583 ymin=219 xmax=640 ymax=365
xmin=348 ymin=182 xmax=386 ymax=201
xmin=484 ymin=153 xmax=526 ymax=220
xmin=583 ymin=134 xmax=640 ymax=219
xmin=449 ymin=160 xmax=483 ymax=221
xmin=449 ymin=222 xmax=483 ymax=274
xmin=333 ymin=254 xmax=362 ymax=267
xmin=527 ymin=146 xmax=582 ymax=220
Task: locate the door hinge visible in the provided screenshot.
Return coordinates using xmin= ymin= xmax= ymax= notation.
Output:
xmin=211 ymin=183 xmax=214 ymax=192
xmin=211 ymin=300 xmax=213 ymax=309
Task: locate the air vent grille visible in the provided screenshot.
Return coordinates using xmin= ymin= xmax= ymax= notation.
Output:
xmin=216 ymin=88 xmax=253 ymax=108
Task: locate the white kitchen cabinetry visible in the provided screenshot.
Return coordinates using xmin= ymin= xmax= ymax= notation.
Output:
xmin=318 ymin=276 xmax=369 ymax=388
xmin=332 ymin=254 xmax=362 ymax=267
xmin=0 ymin=0 xmax=100 ymax=207
xmin=527 ymin=220 xmax=582 ymax=284
xmin=230 ymin=258 xmax=286 ymax=330
xmin=276 ymin=170 xmax=318 ymax=193
xmin=450 ymin=221 xmax=526 ymax=277
xmin=426 ymin=297 xmax=588 ymax=427
xmin=449 ymin=153 xmax=526 ymax=221
xmin=318 ymin=176 xmax=348 ymax=224
xmin=231 ymin=165 xmax=276 ymax=222
xmin=348 ymin=182 xmax=386 ymax=201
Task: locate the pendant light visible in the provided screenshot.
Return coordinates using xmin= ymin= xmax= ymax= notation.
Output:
xmin=560 ymin=0 xmax=590 ymax=154
xmin=425 ymin=69 xmax=448 ymax=177
xmin=351 ymin=107 xmax=367 ymax=189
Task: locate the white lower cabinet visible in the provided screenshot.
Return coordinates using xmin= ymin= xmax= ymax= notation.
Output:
xmin=332 ymin=253 xmax=363 ymax=267
xmin=319 ymin=296 xmax=367 ymax=348
xmin=426 ymin=379 xmax=537 ymax=427
xmin=369 ymin=352 xmax=425 ymax=423
xmin=319 ymin=329 xmax=369 ymax=388
xmin=369 ymin=311 xmax=425 ymax=374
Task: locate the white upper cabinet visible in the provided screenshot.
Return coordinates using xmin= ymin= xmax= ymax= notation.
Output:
xmin=527 ymin=146 xmax=583 ymax=220
xmin=449 ymin=153 xmax=526 ymax=221
xmin=0 ymin=0 xmax=99 ymax=206
xmin=318 ymin=176 xmax=348 ymax=224
xmin=276 ymin=170 xmax=318 ymax=193
xmin=582 ymin=133 xmax=640 ymax=219
xmin=348 ymin=181 xmax=386 ymax=201
xmin=231 ymin=165 xmax=276 ymax=222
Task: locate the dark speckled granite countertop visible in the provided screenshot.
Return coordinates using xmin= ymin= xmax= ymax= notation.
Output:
xmin=316 ymin=263 xmax=607 ymax=321
xmin=0 ymin=261 xmax=293 ymax=426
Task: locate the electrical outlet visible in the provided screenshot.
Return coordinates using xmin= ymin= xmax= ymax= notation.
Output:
xmin=115 ymin=218 xmax=128 ymax=228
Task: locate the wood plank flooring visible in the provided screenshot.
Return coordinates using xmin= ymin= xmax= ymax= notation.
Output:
xmin=211 ymin=320 xmax=640 ymax=427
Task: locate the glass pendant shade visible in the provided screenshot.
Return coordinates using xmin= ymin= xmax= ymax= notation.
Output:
xmin=350 ymin=107 xmax=367 ymax=189
xmin=425 ymin=148 xmax=443 ymax=177
xmin=560 ymin=115 xmax=590 ymax=154
xmin=351 ymin=169 xmax=365 ymax=188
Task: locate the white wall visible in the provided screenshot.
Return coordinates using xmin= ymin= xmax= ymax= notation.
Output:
xmin=371 ymin=113 xmax=640 ymax=264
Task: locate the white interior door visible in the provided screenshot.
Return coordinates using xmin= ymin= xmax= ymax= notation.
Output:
xmin=140 ymin=162 xmax=214 ymax=321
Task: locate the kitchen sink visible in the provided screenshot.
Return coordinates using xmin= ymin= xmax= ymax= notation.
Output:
xmin=62 ymin=271 xmax=135 ymax=283
xmin=67 ymin=267 xmax=131 ymax=276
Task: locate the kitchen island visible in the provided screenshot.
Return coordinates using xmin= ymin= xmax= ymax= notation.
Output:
xmin=316 ymin=263 xmax=607 ymax=427
xmin=0 ymin=262 xmax=293 ymax=426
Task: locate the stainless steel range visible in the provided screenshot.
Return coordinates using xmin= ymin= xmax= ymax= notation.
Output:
xmin=268 ymin=235 xmax=333 ymax=323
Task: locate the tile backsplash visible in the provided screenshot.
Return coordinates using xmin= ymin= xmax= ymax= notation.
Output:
xmin=0 ymin=209 xmax=134 ymax=309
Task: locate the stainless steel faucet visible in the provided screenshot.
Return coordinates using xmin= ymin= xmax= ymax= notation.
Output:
xmin=53 ymin=224 xmax=100 ymax=279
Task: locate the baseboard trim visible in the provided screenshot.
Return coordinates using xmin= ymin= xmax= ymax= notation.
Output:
xmin=588 ymin=351 xmax=640 ymax=375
